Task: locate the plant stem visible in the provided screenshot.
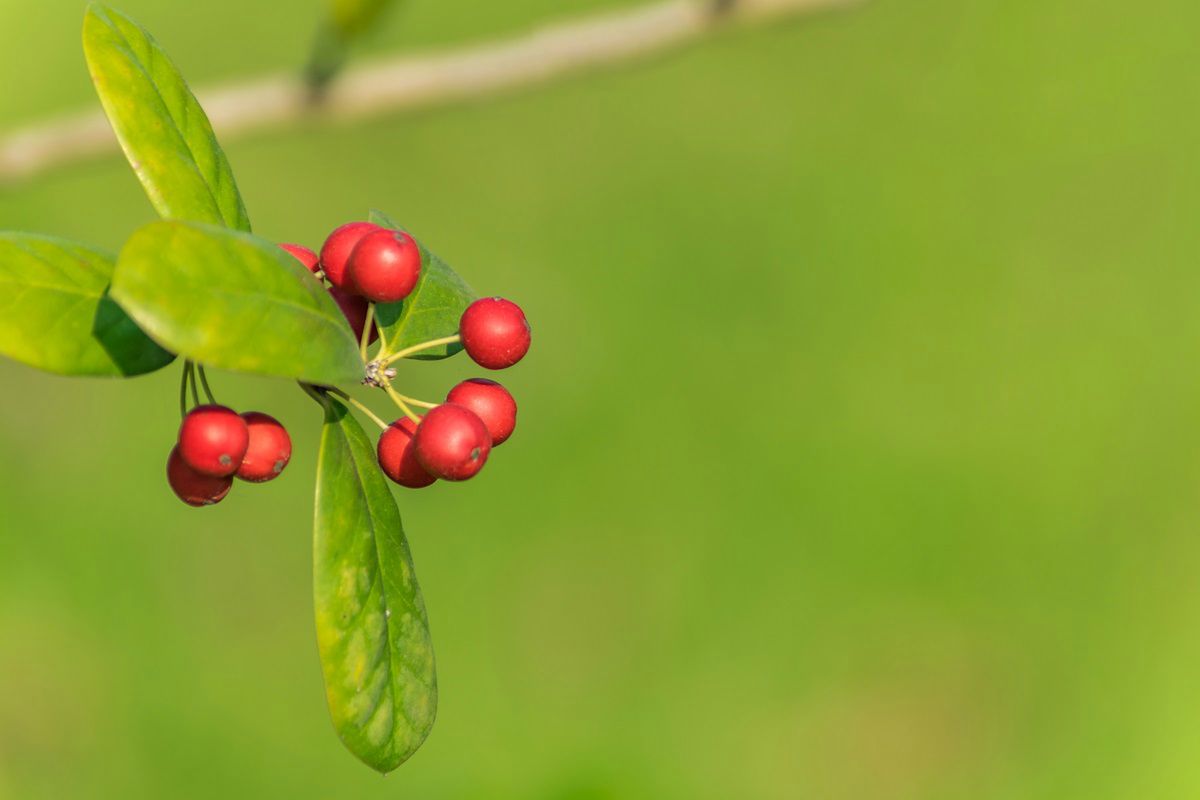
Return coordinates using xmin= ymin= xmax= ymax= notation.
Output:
xmin=197 ymin=366 xmax=217 ymax=404
xmin=382 ymin=382 xmax=423 ymax=425
xmin=382 ymin=334 xmax=461 ymax=367
xmin=328 ymin=388 xmax=390 ymax=431
xmin=360 ymin=303 xmax=376 ymax=362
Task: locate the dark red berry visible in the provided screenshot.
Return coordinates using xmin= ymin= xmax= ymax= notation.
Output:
xmin=460 ymin=297 xmax=531 ymax=370
xmin=446 ymin=378 xmax=517 ymax=446
xmin=414 ymin=404 xmax=492 ymax=481
xmin=178 ymin=405 xmax=249 ymax=478
xmin=330 ymin=286 xmax=379 ymax=344
xmin=377 ymin=417 xmax=437 ymax=489
xmin=348 ymin=229 xmax=422 ymax=303
xmin=237 ymin=412 xmax=292 ymax=483
xmin=280 ymin=243 xmax=320 ymax=273
xmin=320 ymin=222 xmax=380 ymax=290
xmin=167 ymin=447 xmax=233 ymax=507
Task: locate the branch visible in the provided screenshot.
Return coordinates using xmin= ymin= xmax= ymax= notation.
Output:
xmin=0 ymin=0 xmax=860 ymax=182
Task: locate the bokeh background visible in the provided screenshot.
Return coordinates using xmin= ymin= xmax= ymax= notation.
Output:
xmin=2 ymin=0 xmax=1198 ymax=797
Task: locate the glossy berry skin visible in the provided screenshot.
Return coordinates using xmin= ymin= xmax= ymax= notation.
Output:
xmin=348 ymin=229 xmax=422 ymax=303
xmin=320 ymin=222 xmax=379 ymax=290
xmin=446 ymin=378 xmax=517 ymax=446
xmin=377 ymin=417 xmax=437 ymax=489
xmin=460 ymin=297 xmax=531 ymax=370
xmin=178 ymin=405 xmax=249 ymax=478
xmin=280 ymin=243 xmax=320 ymax=273
xmin=330 ymin=286 xmax=379 ymax=344
xmin=414 ymin=404 xmax=492 ymax=481
xmin=167 ymin=447 xmax=233 ymax=507
xmin=237 ymin=412 xmax=292 ymax=483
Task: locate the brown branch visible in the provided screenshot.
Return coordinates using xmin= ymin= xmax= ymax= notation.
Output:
xmin=0 ymin=0 xmax=860 ymax=182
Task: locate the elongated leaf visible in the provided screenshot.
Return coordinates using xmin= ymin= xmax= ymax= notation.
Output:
xmin=0 ymin=233 xmax=173 ymax=377
xmin=369 ymin=210 xmax=477 ymax=360
xmin=111 ymin=221 xmax=363 ymax=384
xmin=313 ymin=394 xmax=437 ymax=773
xmin=83 ymin=4 xmax=251 ymax=231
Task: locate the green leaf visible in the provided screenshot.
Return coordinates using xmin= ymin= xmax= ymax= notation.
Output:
xmin=369 ymin=210 xmax=477 ymax=361
xmin=313 ymin=394 xmax=437 ymax=773
xmin=329 ymin=0 xmax=396 ymax=38
xmin=110 ymin=221 xmax=363 ymax=384
xmin=306 ymin=0 xmax=399 ymax=89
xmin=0 ymin=233 xmax=173 ymax=377
xmin=83 ymin=4 xmax=251 ymax=231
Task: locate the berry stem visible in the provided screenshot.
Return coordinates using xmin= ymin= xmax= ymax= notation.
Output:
xmin=360 ymin=303 xmax=376 ymax=362
xmin=197 ymin=365 xmax=218 ymax=404
xmin=389 ymin=390 xmax=438 ymax=410
xmin=381 ymin=334 xmax=461 ymax=367
xmin=186 ymin=361 xmax=201 ymax=408
xmin=382 ymin=382 xmax=423 ymax=425
xmin=328 ymin=388 xmax=389 ymax=431
xmin=179 ymin=361 xmax=191 ymax=418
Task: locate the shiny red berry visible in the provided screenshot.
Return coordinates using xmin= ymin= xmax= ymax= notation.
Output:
xmin=280 ymin=243 xmax=319 ymax=273
xmin=236 ymin=412 xmax=292 ymax=483
xmin=320 ymin=222 xmax=380 ymax=290
xmin=377 ymin=417 xmax=437 ymax=489
xmin=414 ymin=404 xmax=492 ymax=481
xmin=167 ymin=447 xmax=233 ymax=507
xmin=460 ymin=297 xmax=531 ymax=370
xmin=348 ymin=229 xmax=422 ymax=303
xmin=446 ymin=378 xmax=517 ymax=446
xmin=177 ymin=405 xmax=249 ymax=478
xmin=330 ymin=286 xmax=379 ymax=344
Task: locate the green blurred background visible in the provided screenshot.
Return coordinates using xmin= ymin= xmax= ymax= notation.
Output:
xmin=2 ymin=0 xmax=1198 ymax=796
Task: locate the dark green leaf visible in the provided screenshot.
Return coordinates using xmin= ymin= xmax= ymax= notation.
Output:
xmin=369 ymin=210 xmax=477 ymax=361
xmin=313 ymin=394 xmax=437 ymax=774
xmin=83 ymin=4 xmax=251 ymax=231
xmin=0 ymin=233 xmax=173 ymax=377
xmin=110 ymin=221 xmax=363 ymax=384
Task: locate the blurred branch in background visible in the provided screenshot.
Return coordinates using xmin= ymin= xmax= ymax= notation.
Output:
xmin=0 ymin=0 xmax=860 ymax=183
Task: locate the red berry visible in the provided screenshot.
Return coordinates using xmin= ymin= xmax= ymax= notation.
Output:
xmin=446 ymin=378 xmax=517 ymax=446
xmin=167 ymin=447 xmax=233 ymax=507
xmin=460 ymin=297 xmax=531 ymax=370
xmin=177 ymin=405 xmax=249 ymax=478
xmin=280 ymin=243 xmax=319 ymax=273
xmin=348 ymin=229 xmax=422 ymax=303
xmin=330 ymin=286 xmax=379 ymax=344
xmin=414 ymin=404 xmax=492 ymax=481
xmin=237 ymin=412 xmax=292 ymax=483
xmin=320 ymin=222 xmax=380 ymax=290
xmin=377 ymin=417 xmax=437 ymax=489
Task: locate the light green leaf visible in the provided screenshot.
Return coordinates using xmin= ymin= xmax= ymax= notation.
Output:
xmin=111 ymin=221 xmax=363 ymax=384
xmin=369 ymin=210 xmax=477 ymax=361
xmin=83 ymin=4 xmax=251 ymax=231
xmin=0 ymin=233 xmax=173 ymax=377
xmin=313 ymin=393 xmax=437 ymax=773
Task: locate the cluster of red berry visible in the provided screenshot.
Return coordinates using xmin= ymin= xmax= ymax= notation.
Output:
xmin=283 ymin=222 xmax=531 ymax=489
xmin=167 ymin=407 xmax=292 ymax=506
xmin=166 ymin=220 xmax=529 ymax=506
